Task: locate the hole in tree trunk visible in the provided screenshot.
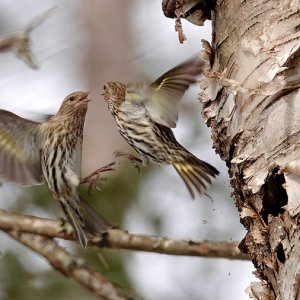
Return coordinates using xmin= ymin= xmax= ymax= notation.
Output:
xmin=276 ymin=243 xmax=285 ymax=263
xmin=261 ymin=167 xmax=287 ymax=223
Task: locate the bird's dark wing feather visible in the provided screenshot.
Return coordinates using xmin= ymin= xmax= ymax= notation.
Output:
xmin=0 ymin=109 xmax=43 ymax=186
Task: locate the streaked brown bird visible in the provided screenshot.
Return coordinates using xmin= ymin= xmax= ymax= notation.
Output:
xmin=0 ymin=6 xmax=57 ymax=68
xmin=103 ymin=57 xmax=219 ymax=199
xmin=0 ymin=91 xmax=112 ymax=247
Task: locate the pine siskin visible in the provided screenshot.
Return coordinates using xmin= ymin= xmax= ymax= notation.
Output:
xmin=102 ymin=57 xmax=219 ymax=198
xmin=0 ymin=6 xmax=57 ymax=68
xmin=0 ymin=91 xmax=113 ymax=247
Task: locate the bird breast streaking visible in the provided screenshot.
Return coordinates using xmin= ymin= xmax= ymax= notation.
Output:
xmin=0 ymin=91 xmax=112 ymax=247
xmin=103 ymin=56 xmax=219 ymax=199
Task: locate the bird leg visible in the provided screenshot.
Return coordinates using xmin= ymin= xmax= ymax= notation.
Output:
xmin=114 ymin=151 xmax=143 ymax=172
xmin=80 ymin=161 xmax=115 ymax=194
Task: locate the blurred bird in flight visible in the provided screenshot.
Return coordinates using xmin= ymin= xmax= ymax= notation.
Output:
xmin=0 ymin=6 xmax=57 ymax=68
xmin=103 ymin=57 xmax=219 ymax=199
xmin=0 ymin=91 xmax=114 ymax=247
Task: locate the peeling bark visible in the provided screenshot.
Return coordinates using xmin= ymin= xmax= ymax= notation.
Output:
xmin=162 ymin=0 xmax=215 ymax=42
xmin=198 ymin=0 xmax=300 ymax=299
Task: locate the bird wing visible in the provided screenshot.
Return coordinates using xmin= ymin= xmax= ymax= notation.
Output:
xmin=125 ymin=56 xmax=203 ymax=129
xmin=148 ymin=57 xmax=204 ymax=128
xmin=0 ymin=109 xmax=43 ymax=186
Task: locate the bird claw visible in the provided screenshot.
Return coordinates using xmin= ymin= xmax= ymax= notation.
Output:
xmin=81 ymin=161 xmax=115 ymax=194
xmin=113 ymin=151 xmax=142 ymax=173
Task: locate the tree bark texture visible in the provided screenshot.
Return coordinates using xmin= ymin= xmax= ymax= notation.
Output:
xmin=200 ymin=0 xmax=300 ymax=299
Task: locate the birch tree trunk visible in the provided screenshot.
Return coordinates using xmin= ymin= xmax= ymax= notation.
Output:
xmin=197 ymin=0 xmax=300 ymax=299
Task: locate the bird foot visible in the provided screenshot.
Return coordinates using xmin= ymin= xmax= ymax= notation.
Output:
xmin=80 ymin=161 xmax=116 ymax=194
xmin=113 ymin=151 xmax=143 ymax=172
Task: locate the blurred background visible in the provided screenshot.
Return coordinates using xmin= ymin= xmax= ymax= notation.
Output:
xmin=0 ymin=1 xmax=255 ymax=299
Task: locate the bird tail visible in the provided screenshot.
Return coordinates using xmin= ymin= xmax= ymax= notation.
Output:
xmin=173 ymin=152 xmax=219 ymax=199
xmin=61 ymin=197 xmax=112 ymax=248
xmin=80 ymin=196 xmax=113 ymax=237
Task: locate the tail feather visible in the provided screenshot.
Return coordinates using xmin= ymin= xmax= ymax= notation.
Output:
xmin=80 ymin=197 xmax=113 ymax=236
xmin=61 ymin=197 xmax=112 ymax=248
xmin=174 ymin=163 xmax=207 ymax=198
xmin=191 ymin=166 xmax=215 ymax=189
xmin=174 ymin=165 xmax=195 ymax=198
xmin=63 ymin=203 xmax=88 ymax=248
xmin=173 ymin=154 xmax=219 ymax=199
xmin=189 ymin=166 xmax=211 ymax=187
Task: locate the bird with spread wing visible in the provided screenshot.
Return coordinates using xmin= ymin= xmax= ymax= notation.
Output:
xmin=103 ymin=57 xmax=219 ymax=199
xmin=0 ymin=91 xmax=114 ymax=247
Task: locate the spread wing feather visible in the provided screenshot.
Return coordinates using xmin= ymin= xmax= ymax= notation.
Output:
xmin=125 ymin=56 xmax=205 ymax=128
xmin=0 ymin=109 xmax=43 ymax=185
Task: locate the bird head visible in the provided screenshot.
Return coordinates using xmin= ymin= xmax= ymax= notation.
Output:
xmin=57 ymin=91 xmax=90 ymax=117
xmin=102 ymin=82 xmax=126 ymax=114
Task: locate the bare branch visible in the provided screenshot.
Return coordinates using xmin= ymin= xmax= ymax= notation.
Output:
xmin=0 ymin=210 xmax=249 ymax=260
xmin=5 ymin=230 xmax=128 ymax=300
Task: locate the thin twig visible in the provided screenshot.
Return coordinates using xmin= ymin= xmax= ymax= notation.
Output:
xmin=0 ymin=210 xmax=249 ymax=260
xmin=5 ymin=230 xmax=128 ymax=300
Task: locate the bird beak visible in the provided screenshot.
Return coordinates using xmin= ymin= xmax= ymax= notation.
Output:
xmin=101 ymin=85 xmax=107 ymax=96
xmin=81 ymin=91 xmax=91 ymax=103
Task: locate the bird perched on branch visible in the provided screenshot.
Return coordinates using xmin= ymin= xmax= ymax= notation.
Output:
xmin=103 ymin=57 xmax=219 ymax=199
xmin=0 ymin=91 xmax=114 ymax=247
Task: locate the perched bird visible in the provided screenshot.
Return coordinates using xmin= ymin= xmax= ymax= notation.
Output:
xmin=0 ymin=92 xmax=113 ymax=247
xmin=103 ymin=57 xmax=219 ymax=199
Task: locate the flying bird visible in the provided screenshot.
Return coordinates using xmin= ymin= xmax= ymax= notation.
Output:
xmin=103 ymin=57 xmax=219 ymax=199
xmin=0 ymin=6 xmax=57 ymax=68
xmin=0 ymin=91 xmax=113 ymax=247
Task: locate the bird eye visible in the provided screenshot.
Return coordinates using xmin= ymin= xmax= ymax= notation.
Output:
xmin=69 ymin=96 xmax=75 ymax=101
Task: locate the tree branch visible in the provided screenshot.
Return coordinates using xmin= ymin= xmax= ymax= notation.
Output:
xmin=4 ymin=230 xmax=129 ymax=300
xmin=0 ymin=210 xmax=249 ymax=260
